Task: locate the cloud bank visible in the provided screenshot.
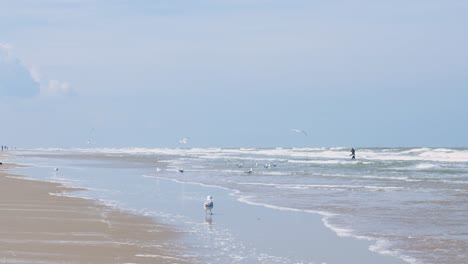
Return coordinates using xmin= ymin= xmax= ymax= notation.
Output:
xmin=0 ymin=43 xmax=40 ymax=98
xmin=1 ymin=43 xmax=74 ymax=98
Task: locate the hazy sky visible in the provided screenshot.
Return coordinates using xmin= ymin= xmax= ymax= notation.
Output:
xmin=1 ymin=0 xmax=467 ymax=148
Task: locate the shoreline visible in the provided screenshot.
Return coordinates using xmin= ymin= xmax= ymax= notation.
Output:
xmin=7 ymin=150 xmax=413 ymax=263
xmin=0 ymin=156 xmax=190 ymax=263
xmin=145 ymin=174 xmax=409 ymax=264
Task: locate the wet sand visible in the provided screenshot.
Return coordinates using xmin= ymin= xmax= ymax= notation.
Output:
xmin=0 ymin=161 xmax=189 ymax=263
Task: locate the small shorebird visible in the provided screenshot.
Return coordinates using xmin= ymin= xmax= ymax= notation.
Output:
xmin=178 ymin=168 xmax=184 ymax=173
xmin=204 ymin=196 xmax=214 ymax=215
xmin=244 ymin=168 xmax=253 ymax=174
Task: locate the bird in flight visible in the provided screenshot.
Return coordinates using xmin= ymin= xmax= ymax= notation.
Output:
xmin=290 ymin=129 xmax=308 ymax=136
xmin=178 ymin=137 xmax=189 ymax=144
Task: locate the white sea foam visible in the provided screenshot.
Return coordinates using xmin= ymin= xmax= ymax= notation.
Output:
xmin=322 ymin=217 xmax=358 ymax=238
xmin=236 ymin=195 xmax=334 ymax=218
xmin=135 ymin=254 xmax=182 ymax=260
xmin=369 ymin=240 xmax=421 ymax=264
xmin=33 ymin=147 xmax=468 ymax=163
xmin=48 ymin=192 xmax=94 ymax=200
xmin=322 ymin=218 xmax=418 ymax=264
xmin=414 ymin=163 xmax=438 ymax=170
xmin=237 ymin=182 xmax=405 ymax=192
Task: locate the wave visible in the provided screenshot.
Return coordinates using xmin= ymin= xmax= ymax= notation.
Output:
xmin=238 ymin=193 xmax=416 ymax=264
xmin=288 ymin=159 xmax=374 ymax=165
xmin=28 ymin=147 xmax=468 ymax=163
xmin=414 ymin=163 xmax=438 ymax=170
xmin=236 ymin=182 xmax=405 ymax=192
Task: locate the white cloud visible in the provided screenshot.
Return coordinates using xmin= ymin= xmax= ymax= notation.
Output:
xmin=0 ymin=43 xmax=74 ymax=98
xmin=43 ymin=79 xmax=73 ymax=96
xmin=0 ymin=43 xmax=40 ymax=98
xmin=28 ymin=65 xmax=41 ymax=83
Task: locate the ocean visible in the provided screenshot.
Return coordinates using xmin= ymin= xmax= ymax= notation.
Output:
xmin=10 ymin=147 xmax=468 ymax=264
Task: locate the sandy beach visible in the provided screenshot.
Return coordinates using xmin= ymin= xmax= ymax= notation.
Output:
xmin=7 ymin=150 xmax=412 ymax=264
xmin=0 ymin=158 xmax=189 ymax=263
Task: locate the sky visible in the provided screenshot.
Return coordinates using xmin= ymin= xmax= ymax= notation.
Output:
xmin=0 ymin=0 xmax=467 ymax=148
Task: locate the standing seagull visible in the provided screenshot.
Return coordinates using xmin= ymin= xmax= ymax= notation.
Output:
xmin=204 ymin=196 xmax=214 ymax=215
xmin=290 ymin=128 xmax=308 ymax=136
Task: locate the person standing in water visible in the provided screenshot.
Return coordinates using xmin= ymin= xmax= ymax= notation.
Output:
xmin=350 ymin=148 xmax=356 ymax=160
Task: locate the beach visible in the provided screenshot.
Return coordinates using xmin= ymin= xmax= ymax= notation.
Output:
xmin=3 ymin=149 xmax=427 ymax=264
xmin=0 ymin=155 xmax=189 ymax=263
xmin=2 ymin=148 xmax=467 ymax=263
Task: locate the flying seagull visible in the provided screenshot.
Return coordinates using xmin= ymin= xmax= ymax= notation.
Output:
xmin=178 ymin=137 xmax=189 ymax=144
xmin=290 ymin=129 xmax=308 ymax=136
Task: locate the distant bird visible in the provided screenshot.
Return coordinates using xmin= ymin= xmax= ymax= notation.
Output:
xmin=178 ymin=168 xmax=184 ymax=173
xmin=264 ymin=163 xmax=271 ymax=169
xmin=54 ymin=168 xmax=59 ymax=171
xmin=87 ymin=128 xmax=95 ymax=145
xmin=204 ymin=196 xmax=214 ymax=215
xmin=244 ymin=168 xmax=253 ymax=174
xmin=290 ymin=128 xmax=308 ymax=136
xmin=236 ymin=163 xmax=243 ymax=168
xmin=156 ymin=167 xmax=162 ymax=173
xmin=272 ymin=163 xmax=277 ymax=167
xmin=178 ymin=137 xmax=189 ymax=144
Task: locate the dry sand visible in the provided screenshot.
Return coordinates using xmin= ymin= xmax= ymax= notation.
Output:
xmin=0 ymin=161 xmax=189 ymax=263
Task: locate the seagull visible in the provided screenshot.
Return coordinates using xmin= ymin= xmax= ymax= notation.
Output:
xmin=54 ymin=168 xmax=59 ymax=171
xmin=178 ymin=137 xmax=189 ymax=144
xmin=87 ymin=128 xmax=95 ymax=145
xmin=204 ymin=196 xmax=214 ymax=215
xmin=290 ymin=128 xmax=308 ymax=136
xmin=264 ymin=163 xmax=271 ymax=169
xmin=178 ymin=168 xmax=184 ymax=173
xmin=156 ymin=167 xmax=162 ymax=173
xmin=244 ymin=168 xmax=253 ymax=174
xmin=236 ymin=163 xmax=243 ymax=168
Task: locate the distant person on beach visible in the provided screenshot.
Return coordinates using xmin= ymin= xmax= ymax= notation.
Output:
xmin=350 ymin=148 xmax=356 ymax=160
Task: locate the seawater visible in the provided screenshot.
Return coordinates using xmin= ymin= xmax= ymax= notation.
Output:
xmin=11 ymin=147 xmax=468 ymax=264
